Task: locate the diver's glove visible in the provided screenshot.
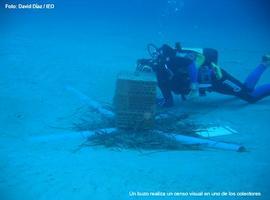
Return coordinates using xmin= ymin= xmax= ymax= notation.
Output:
xmin=137 ymin=59 xmax=152 ymax=66
xmin=136 ymin=59 xmax=154 ymax=72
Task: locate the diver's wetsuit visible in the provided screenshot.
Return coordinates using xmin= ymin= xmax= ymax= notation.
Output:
xmin=211 ymin=64 xmax=270 ymax=103
xmin=154 ymin=55 xmax=193 ymax=104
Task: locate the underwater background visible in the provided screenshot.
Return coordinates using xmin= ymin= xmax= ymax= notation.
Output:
xmin=1 ymin=0 xmax=270 ymax=199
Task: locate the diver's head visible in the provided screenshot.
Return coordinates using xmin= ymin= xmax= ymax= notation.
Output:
xmin=146 ymin=43 xmax=176 ymax=62
xmin=158 ymin=44 xmax=176 ymax=61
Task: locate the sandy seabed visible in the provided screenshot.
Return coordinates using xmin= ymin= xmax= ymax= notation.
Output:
xmin=1 ymin=20 xmax=270 ymax=199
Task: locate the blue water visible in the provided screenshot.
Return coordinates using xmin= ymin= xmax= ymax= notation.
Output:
xmin=1 ymin=0 xmax=270 ymax=199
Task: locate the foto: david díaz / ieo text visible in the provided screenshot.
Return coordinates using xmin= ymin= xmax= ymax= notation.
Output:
xmin=5 ymin=3 xmax=55 ymax=9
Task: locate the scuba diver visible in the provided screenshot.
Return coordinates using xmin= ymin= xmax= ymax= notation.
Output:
xmin=137 ymin=43 xmax=270 ymax=107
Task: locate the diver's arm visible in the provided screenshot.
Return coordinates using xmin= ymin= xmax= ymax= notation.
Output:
xmin=136 ymin=59 xmax=153 ymax=72
xmin=137 ymin=58 xmax=161 ymax=72
xmin=137 ymin=59 xmax=153 ymax=67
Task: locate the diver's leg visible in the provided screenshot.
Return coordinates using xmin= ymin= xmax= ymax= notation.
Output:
xmin=249 ymin=84 xmax=270 ymax=103
xmin=211 ymin=69 xmax=253 ymax=102
xmin=212 ymin=69 xmax=245 ymax=95
xmin=244 ymin=64 xmax=268 ymax=90
xmin=157 ymin=84 xmax=173 ymax=107
xmin=156 ymin=67 xmax=173 ymax=107
xmin=225 ymin=84 xmax=270 ymax=103
xmin=212 ymin=67 xmax=270 ymax=103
